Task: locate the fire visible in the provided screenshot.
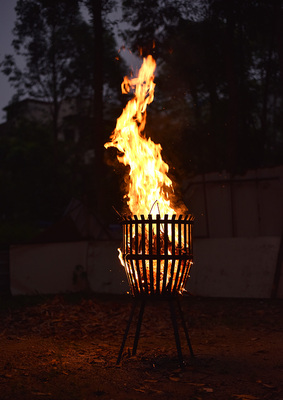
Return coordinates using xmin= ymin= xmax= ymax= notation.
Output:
xmin=105 ymin=55 xmax=193 ymax=295
xmin=104 ymin=55 xmax=176 ymax=217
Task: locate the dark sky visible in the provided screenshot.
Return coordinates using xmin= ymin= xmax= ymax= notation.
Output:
xmin=0 ymin=0 xmax=141 ymax=124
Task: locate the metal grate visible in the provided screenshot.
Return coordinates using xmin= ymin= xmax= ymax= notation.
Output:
xmin=121 ymin=214 xmax=194 ymax=296
xmin=117 ymin=214 xmax=195 ymax=367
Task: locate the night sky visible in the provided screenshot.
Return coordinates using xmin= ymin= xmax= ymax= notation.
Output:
xmin=0 ymin=1 xmax=141 ymax=123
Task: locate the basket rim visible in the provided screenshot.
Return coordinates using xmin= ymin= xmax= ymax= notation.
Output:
xmin=121 ymin=214 xmax=195 ymax=222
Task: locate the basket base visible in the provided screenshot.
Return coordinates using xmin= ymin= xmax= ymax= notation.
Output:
xmin=116 ymin=295 xmax=194 ymax=367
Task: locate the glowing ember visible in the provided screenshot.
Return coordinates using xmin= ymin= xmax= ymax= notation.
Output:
xmin=104 ymin=55 xmax=176 ymax=217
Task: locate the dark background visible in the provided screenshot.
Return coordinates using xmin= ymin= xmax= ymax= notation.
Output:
xmin=0 ymin=0 xmax=282 ymax=246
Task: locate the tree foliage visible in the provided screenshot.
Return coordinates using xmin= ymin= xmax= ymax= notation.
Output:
xmin=1 ymin=0 xmax=283 ymax=244
xmin=0 ymin=121 xmax=73 ymax=223
xmin=1 ymin=0 xmax=85 ymax=138
xmin=0 ymin=0 xmax=126 ymax=243
xmin=1 ymin=0 xmax=125 ymax=139
xmin=121 ymin=0 xmax=283 ymax=175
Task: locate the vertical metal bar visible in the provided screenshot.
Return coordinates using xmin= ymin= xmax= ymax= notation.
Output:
xmin=134 ymin=215 xmax=139 ymax=254
xmin=173 ymin=263 xmax=182 ymax=293
xmin=177 ymin=261 xmax=187 ymax=293
xmin=184 ymin=257 xmax=194 ymax=290
xmin=123 ymin=221 xmax=126 ymax=254
xmin=162 ymin=214 xmax=169 ymax=294
xmin=189 ymin=218 xmax=193 ymax=257
xmin=167 ymin=215 xmax=176 ymax=293
xmin=148 ymin=214 xmax=154 ymax=294
xmin=156 ymin=214 xmax=161 ymax=294
xmin=141 ymin=215 xmax=148 ymax=294
xmin=178 ymin=215 xmax=182 ymax=252
xmin=190 ymin=219 xmax=194 ymax=256
xmin=128 ymin=218 xmax=139 ymax=295
xmin=134 ymin=215 xmax=143 ymax=294
xmin=123 ymin=220 xmax=136 ymax=296
xmin=184 ymin=216 xmax=187 ymax=253
xmin=129 ymin=217 xmax=133 ymax=254
xmin=129 ymin=259 xmax=138 ymax=296
xmin=176 ymin=218 xmax=187 ymax=292
xmin=122 ymin=222 xmax=130 ymax=290
xmin=173 ymin=217 xmax=183 ymax=293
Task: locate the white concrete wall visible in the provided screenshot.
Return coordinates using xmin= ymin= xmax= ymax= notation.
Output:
xmin=10 ymin=237 xmax=282 ymax=298
xmin=178 ymin=166 xmax=283 ymax=298
xmin=183 ymin=166 xmax=283 ymax=238
xmin=87 ymin=240 xmax=128 ymax=294
xmin=87 ymin=237 xmax=282 ymax=298
xmin=9 ymin=166 xmax=283 ymax=298
xmin=10 ymin=241 xmax=89 ymax=295
xmin=9 ymin=240 xmax=128 ymax=296
xmin=189 ymin=237 xmax=281 ymax=298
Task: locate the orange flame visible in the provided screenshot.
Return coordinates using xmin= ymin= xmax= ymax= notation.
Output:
xmin=105 ymin=55 xmax=193 ymax=295
xmin=105 ymin=55 xmax=176 ymax=217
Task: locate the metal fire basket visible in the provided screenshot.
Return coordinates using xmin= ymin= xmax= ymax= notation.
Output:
xmin=117 ymin=214 xmax=195 ymax=366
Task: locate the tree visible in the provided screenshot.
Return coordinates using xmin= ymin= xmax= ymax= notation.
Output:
xmin=121 ymin=0 xmax=192 ymax=57
xmin=1 ymin=0 xmax=86 ymax=143
xmin=0 ymin=120 xmax=74 ymax=223
xmin=82 ymin=0 xmax=128 ymax=218
xmin=1 ymin=0 xmax=128 ymax=224
xmin=120 ymin=0 xmax=283 ymax=176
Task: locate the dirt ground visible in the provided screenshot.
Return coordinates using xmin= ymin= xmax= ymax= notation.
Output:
xmin=0 ymin=293 xmax=282 ymax=400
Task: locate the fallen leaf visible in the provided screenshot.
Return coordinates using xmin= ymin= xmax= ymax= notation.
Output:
xmin=169 ymin=376 xmax=181 ymax=382
xmin=90 ymin=358 xmax=105 ymax=364
xmin=262 ymin=383 xmax=276 ymax=389
xmin=134 ymin=388 xmax=146 ymax=393
xmin=203 ymin=387 xmax=213 ymax=393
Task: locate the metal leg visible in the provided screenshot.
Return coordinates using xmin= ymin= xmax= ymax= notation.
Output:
xmin=116 ymin=300 xmax=137 ymax=365
xmin=132 ymin=298 xmax=146 ymax=356
xmin=169 ymin=298 xmax=185 ymax=367
xmin=117 ymin=296 xmax=194 ymax=366
xmin=176 ymin=297 xmax=194 ymax=357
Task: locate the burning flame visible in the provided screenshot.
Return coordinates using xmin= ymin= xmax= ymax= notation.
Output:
xmin=105 ymin=55 xmax=193 ymax=296
xmin=105 ymin=55 xmax=176 ymax=217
